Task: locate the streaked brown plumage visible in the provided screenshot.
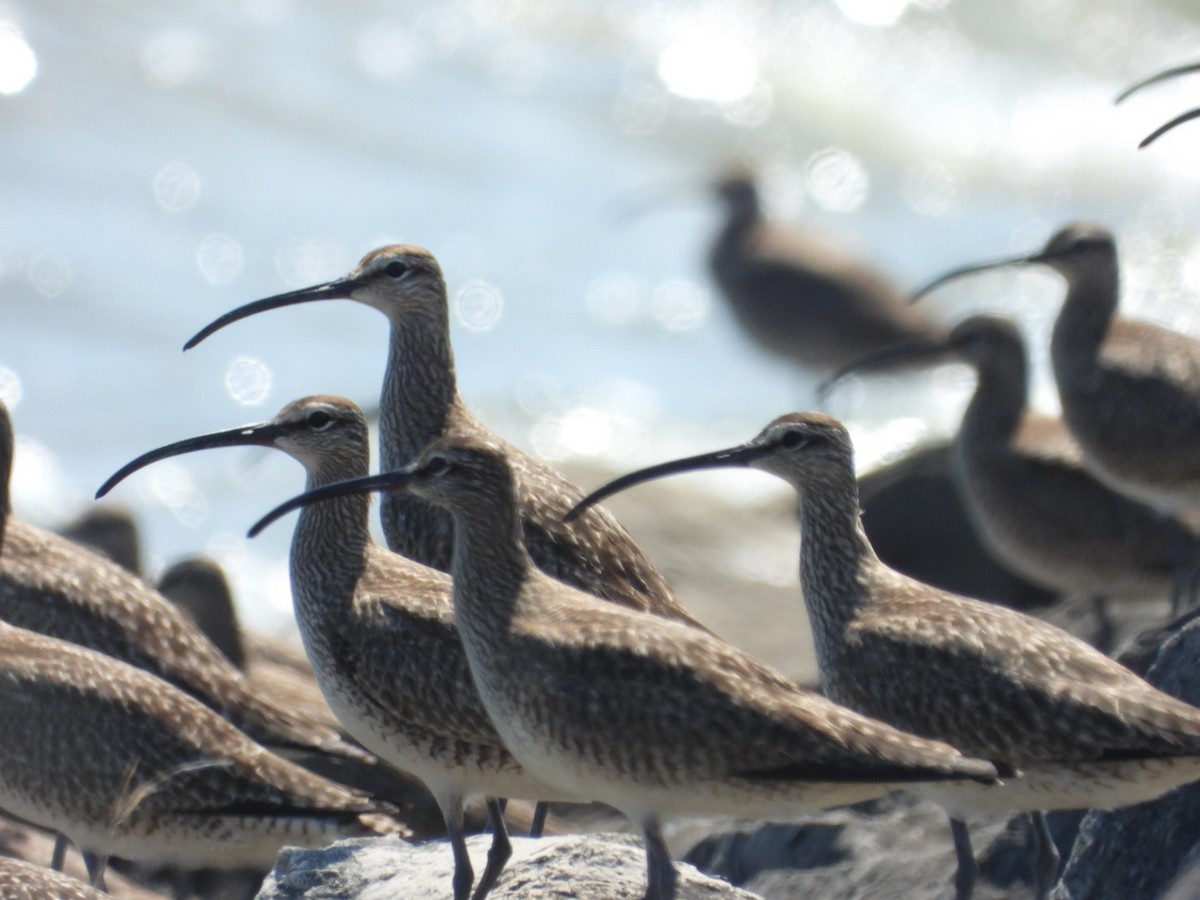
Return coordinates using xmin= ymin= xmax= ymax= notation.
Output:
xmin=827 ymin=315 xmax=1200 ymax=624
xmin=913 ymin=223 xmax=1200 ymax=526
xmin=100 ymin=396 xmax=570 ymax=900
xmin=0 ymin=620 xmax=399 ymax=885
xmin=0 ymin=856 xmax=109 ymax=900
xmin=0 ymin=402 xmax=362 ymax=769
xmin=708 ymin=168 xmax=945 ymax=371
xmin=182 ymin=244 xmax=702 ymax=630
xmin=256 ymin=436 xmax=997 ymax=900
xmin=156 ymin=556 xmax=454 ymax=841
xmin=570 ymin=412 xmax=1200 ymax=899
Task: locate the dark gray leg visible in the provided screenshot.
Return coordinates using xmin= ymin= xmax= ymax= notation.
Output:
xmin=642 ymin=816 xmax=677 ymax=900
xmin=530 ymin=801 xmax=549 ymax=838
xmin=1169 ymin=532 xmax=1200 ymax=614
xmin=82 ymin=850 xmax=109 ymax=891
xmin=441 ymin=795 xmax=474 ymax=900
xmin=1091 ymin=596 xmax=1115 ymax=652
xmin=50 ymin=833 xmax=67 ymax=871
xmin=1031 ymin=811 xmax=1060 ymax=899
xmin=950 ymin=817 xmax=978 ymax=900
xmin=470 ymin=797 xmax=513 ymax=900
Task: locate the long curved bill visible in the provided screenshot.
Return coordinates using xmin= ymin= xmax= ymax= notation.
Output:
xmin=96 ymin=421 xmax=285 ymax=499
xmin=817 ymin=338 xmax=952 ymax=403
xmin=908 ymin=253 xmax=1037 ymax=303
xmin=563 ymin=444 xmax=763 ymax=524
xmin=1115 ymin=61 xmax=1200 ymax=104
xmin=183 ymin=277 xmax=360 ymax=350
xmin=248 ymin=468 xmax=420 ymax=538
xmin=1140 ymin=108 xmax=1200 ymax=149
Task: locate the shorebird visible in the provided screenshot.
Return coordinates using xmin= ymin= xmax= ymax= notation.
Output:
xmin=157 ymin=557 xmax=246 ymax=668
xmin=567 ymin=412 xmax=1200 ymax=899
xmin=0 ymin=402 xmax=364 ymax=772
xmin=181 ymin=244 xmax=702 ymax=629
xmin=0 ymin=619 xmax=399 ymax=887
xmin=156 ymin=556 xmax=454 ymax=841
xmin=0 ymin=855 xmax=108 ymax=899
xmin=706 ymin=167 xmax=946 ymax=371
xmin=912 ymin=222 xmax=1200 ymax=528
xmin=250 ymin=434 xmax=999 ymax=900
xmin=824 ymin=315 xmax=1200 ymax=639
xmin=1114 ymin=60 xmax=1200 ymax=147
xmin=59 ymin=506 xmax=142 ymax=575
xmin=99 ymin=396 xmax=573 ymax=900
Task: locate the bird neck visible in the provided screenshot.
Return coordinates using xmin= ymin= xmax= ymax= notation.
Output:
xmin=795 ymin=468 xmax=879 ymax=661
xmin=960 ymin=355 xmax=1026 ymax=449
xmin=375 ymin=310 xmax=461 ymax=569
xmin=710 ymin=200 xmax=761 ymax=270
xmin=289 ymin=461 xmax=373 ymax=629
xmin=378 ymin=307 xmax=460 ymax=471
xmin=447 ymin=491 xmax=534 ymax=638
xmin=1051 ymin=259 xmax=1119 ymax=378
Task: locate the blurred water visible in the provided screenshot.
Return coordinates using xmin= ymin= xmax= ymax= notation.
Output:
xmin=4 ymin=0 xmax=1200 ymax=632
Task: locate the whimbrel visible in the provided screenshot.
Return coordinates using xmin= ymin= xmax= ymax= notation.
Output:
xmin=59 ymin=506 xmax=142 ymax=576
xmin=569 ymin=412 xmax=1200 ymax=899
xmin=182 ymin=244 xmax=702 ymax=628
xmin=157 ymin=556 xmax=455 ymax=841
xmin=706 ymin=167 xmax=946 ymax=371
xmin=99 ymin=396 xmax=573 ymax=900
xmin=825 ymin=315 xmax=1200 ymax=637
xmin=1114 ymin=60 xmax=1200 ymax=147
xmin=251 ymin=435 xmax=999 ymax=900
xmin=0 ymin=402 xmax=363 ymax=771
xmin=0 ymin=619 xmax=400 ymax=887
xmin=913 ymin=222 xmax=1200 ymax=528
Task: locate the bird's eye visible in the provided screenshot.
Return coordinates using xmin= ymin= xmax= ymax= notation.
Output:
xmin=307 ymin=411 xmax=334 ymax=430
xmin=780 ymin=429 xmax=806 ymax=449
xmin=425 ymin=456 xmax=449 ymax=475
xmin=385 ymin=261 xmax=409 ymax=278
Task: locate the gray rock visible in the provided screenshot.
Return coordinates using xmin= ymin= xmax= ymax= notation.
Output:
xmin=1051 ymin=614 xmax=1200 ymax=900
xmin=685 ymin=793 xmax=1060 ymax=899
xmin=256 ymin=832 xmax=761 ymax=899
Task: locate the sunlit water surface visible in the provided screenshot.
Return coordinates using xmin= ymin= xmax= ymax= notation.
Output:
xmin=4 ymin=0 xmax=1200 ymax=633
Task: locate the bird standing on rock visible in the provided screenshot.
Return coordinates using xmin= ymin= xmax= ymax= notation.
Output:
xmin=251 ymin=435 xmax=998 ymax=900
xmin=98 ymin=396 xmax=574 ymax=900
xmin=569 ymin=412 xmax=1200 ymax=900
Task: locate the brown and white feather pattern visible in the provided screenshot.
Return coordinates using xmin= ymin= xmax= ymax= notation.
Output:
xmin=0 ymin=516 xmax=356 ymax=760
xmin=354 ymin=245 xmax=699 ymax=628
xmin=0 ymin=622 xmax=399 ymax=868
xmin=0 ymin=402 xmax=358 ymax=763
xmin=407 ymin=439 xmax=995 ymax=815
xmin=276 ymin=398 xmax=542 ymax=790
xmin=773 ymin=413 xmax=1200 ymax=770
xmin=0 ymin=857 xmax=109 ymax=900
